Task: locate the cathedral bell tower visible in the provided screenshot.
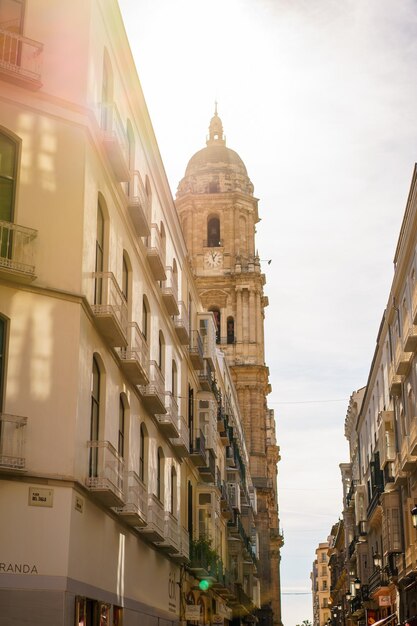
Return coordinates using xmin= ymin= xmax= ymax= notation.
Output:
xmin=176 ymin=107 xmax=283 ymax=626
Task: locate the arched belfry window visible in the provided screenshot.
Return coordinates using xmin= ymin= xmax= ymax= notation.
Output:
xmin=207 ymin=216 xmax=220 ymax=247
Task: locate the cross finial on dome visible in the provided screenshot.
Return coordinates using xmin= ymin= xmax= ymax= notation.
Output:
xmin=207 ymin=103 xmax=225 ymax=146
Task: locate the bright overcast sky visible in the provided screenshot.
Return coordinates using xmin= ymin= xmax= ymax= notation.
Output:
xmin=118 ymin=1 xmax=417 ymax=624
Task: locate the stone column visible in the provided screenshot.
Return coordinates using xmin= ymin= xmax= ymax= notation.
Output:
xmin=249 ymin=288 xmax=256 ymax=342
xmin=236 ymin=288 xmax=242 ymax=343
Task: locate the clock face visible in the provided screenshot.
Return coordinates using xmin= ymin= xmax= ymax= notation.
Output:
xmin=204 ymin=250 xmax=223 ymax=268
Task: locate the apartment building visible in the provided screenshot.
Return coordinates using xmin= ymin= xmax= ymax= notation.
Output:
xmin=0 ymin=1 xmax=260 ymax=624
xmin=311 ymin=542 xmax=331 ymax=626
xmin=338 ymin=167 xmax=417 ymax=626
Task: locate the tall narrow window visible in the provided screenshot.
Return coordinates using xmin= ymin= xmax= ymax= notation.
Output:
xmin=101 ymin=50 xmax=113 ymax=130
xmin=227 ymin=316 xmax=235 ymax=344
xmin=170 ymin=466 xmax=177 ymax=515
xmin=139 ymin=423 xmax=146 ymax=483
xmin=0 ymin=317 xmax=6 ymax=409
xmin=188 ymin=385 xmax=194 ymax=454
xmin=187 ymin=480 xmax=193 ymax=538
xmin=122 ymin=254 xmax=128 ymax=302
xmin=158 ymin=331 xmax=165 ymax=372
xmin=95 ymin=201 xmax=104 ymax=305
xmin=171 ymin=360 xmax=177 ymax=397
xmin=157 ymin=447 xmax=163 ymax=501
xmin=118 ymin=396 xmax=125 ymax=459
xmin=0 ymin=132 xmax=17 ymax=260
xmin=207 ymin=216 xmax=220 ymax=247
xmin=142 ymin=296 xmax=149 ymax=341
xmin=90 ymin=357 xmax=101 ymax=477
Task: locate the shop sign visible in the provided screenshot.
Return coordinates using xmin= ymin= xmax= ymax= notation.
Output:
xmin=185 ymin=605 xmax=201 ymax=620
xmin=379 ymin=596 xmax=391 ymax=607
xmin=212 ymin=615 xmax=224 ymax=625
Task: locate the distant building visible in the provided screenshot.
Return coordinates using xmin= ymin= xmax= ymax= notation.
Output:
xmin=311 ymin=541 xmax=332 ymax=626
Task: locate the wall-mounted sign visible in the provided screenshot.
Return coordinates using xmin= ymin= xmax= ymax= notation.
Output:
xmin=75 ymin=495 xmax=84 ymax=513
xmin=29 ymin=487 xmax=53 ymax=507
xmin=379 ymin=596 xmax=391 ymax=607
xmin=212 ymin=615 xmax=224 ymax=625
xmin=185 ymin=605 xmax=201 ymax=620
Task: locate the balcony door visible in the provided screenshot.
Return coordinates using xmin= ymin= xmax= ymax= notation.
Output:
xmin=0 ymin=0 xmax=25 ymax=66
xmin=89 ymin=357 xmax=100 ymax=478
xmin=94 ymin=202 xmax=104 ymax=305
xmin=0 ymin=132 xmax=17 ymax=259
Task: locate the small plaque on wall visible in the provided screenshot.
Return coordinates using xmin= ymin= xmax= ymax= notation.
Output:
xmin=29 ymin=487 xmax=53 ymax=507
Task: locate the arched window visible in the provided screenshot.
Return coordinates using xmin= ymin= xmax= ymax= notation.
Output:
xmin=90 ymin=356 xmax=101 ymax=477
xmin=209 ymin=307 xmax=220 ymax=344
xmin=170 ymin=466 xmax=177 ymax=516
xmin=139 ymin=423 xmax=147 ymax=483
xmin=0 ymin=316 xmax=6 ymax=409
xmin=207 ymin=216 xmax=220 ymax=247
xmin=142 ymin=296 xmax=149 ymax=341
xmin=118 ymin=395 xmax=125 ymax=459
xmin=157 ymin=446 xmax=164 ymax=501
xmin=227 ymin=316 xmax=235 ymax=344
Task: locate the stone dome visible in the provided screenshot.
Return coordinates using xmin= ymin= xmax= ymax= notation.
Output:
xmin=176 ymin=108 xmax=254 ymax=196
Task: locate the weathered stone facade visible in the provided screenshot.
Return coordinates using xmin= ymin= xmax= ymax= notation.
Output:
xmin=176 ymin=108 xmax=284 ymax=626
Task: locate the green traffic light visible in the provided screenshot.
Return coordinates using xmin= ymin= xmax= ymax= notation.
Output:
xmin=199 ymin=579 xmax=210 ymax=591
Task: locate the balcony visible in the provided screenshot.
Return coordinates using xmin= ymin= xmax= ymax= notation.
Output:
xmin=404 ymin=322 xmax=417 ymax=352
xmin=189 ymin=538 xmax=220 ymax=579
xmin=188 ymin=330 xmax=204 ymax=369
xmin=138 ymin=493 xmax=165 ymax=543
xmin=0 ymin=414 xmax=27 ymax=471
xmin=388 ymin=364 xmax=403 ymax=396
xmin=138 ymin=361 xmax=166 ymax=415
xmin=199 ymin=448 xmax=216 ymax=483
xmin=199 ymin=361 xmax=214 ymax=392
xmin=169 ymin=526 xmax=190 ymax=563
xmin=90 ymin=272 xmax=128 ymax=347
xmin=156 ymin=392 xmax=179 ymax=438
xmin=368 ymin=568 xmax=390 ymax=595
xmin=170 ymin=414 xmax=190 ymax=458
xmin=0 ymin=27 xmax=43 ymax=89
xmin=190 ymin=429 xmax=207 ymax=466
xmin=394 ymin=340 xmax=413 ymax=376
xmin=220 ymin=482 xmax=233 ymax=520
xmin=116 ymin=471 xmax=147 ymax=527
xmin=161 ymin=266 xmax=179 ymax=316
xmin=100 ymin=102 xmax=129 ymax=182
xmin=126 ymin=170 xmax=151 ymax=237
xmin=116 ymin=322 xmax=149 ymax=385
xmin=400 ymin=434 xmax=417 ymax=472
xmin=86 ymin=441 xmax=124 ymax=507
xmin=155 ymin=512 xmax=180 ymax=553
xmin=174 ymin=301 xmax=189 ymax=345
xmin=198 ymin=315 xmax=216 ymax=367
xmin=0 ymin=221 xmax=37 ymax=283
xmin=146 ymin=224 xmax=166 ymax=281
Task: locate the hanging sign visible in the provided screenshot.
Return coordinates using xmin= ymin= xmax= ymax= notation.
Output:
xmin=379 ymin=596 xmax=392 ymax=607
